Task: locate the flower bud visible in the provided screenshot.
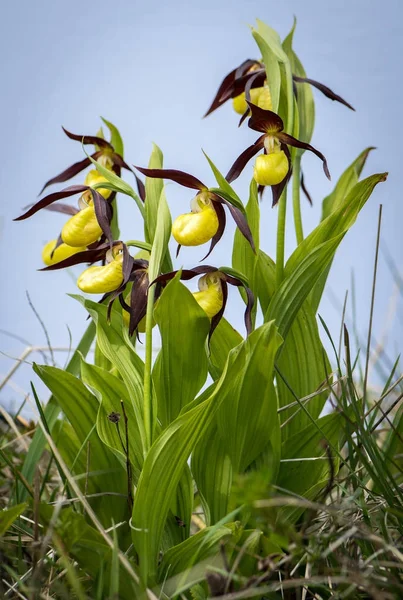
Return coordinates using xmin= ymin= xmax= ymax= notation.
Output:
xmin=42 ymin=240 xmax=86 ymax=266
xmin=77 ymin=246 xmax=124 ymax=293
xmin=172 ymin=193 xmax=219 ymax=246
xmin=61 ymin=200 xmax=103 ymax=247
xmin=232 ymin=88 xmax=263 ymax=115
xmin=192 ymin=273 xmax=223 ymax=318
xmin=84 ymin=169 xmax=112 ymax=200
xmin=253 ymin=151 xmax=289 ymax=186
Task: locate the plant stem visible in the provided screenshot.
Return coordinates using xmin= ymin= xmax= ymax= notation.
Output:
xmin=292 ymin=154 xmax=304 ymax=246
xmin=275 ymin=187 xmax=287 ymax=288
xmin=143 ymin=284 xmax=156 ymax=453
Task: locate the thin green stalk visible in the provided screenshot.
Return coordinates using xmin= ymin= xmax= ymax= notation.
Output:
xmin=275 ymin=187 xmax=287 ymax=287
xmin=143 ymin=284 xmax=156 ymax=453
xmin=292 ymin=155 xmax=304 ymax=245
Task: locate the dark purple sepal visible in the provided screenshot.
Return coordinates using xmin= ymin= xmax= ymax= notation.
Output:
xmin=39 ymin=243 xmax=110 ymax=271
xmin=226 ymin=136 xmax=265 ymax=183
xmin=14 ymin=185 xmax=88 ymax=221
xmin=176 ymin=244 xmax=181 ymax=258
xmin=129 ymin=271 xmax=149 ymax=336
xmin=271 ymin=144 xmax=292 ymax=207
xmin=62 ymin=127 xmax=114 ymax=150
xmin=134 ymin=174 xmax=146 ymax=202
xmin=293 ymin=75 xmax=355 ymax=111
xmin=91 ymin=190 xmax=114 ymax=248
xmin=209 ymin=280 xmax=228 ymax=342
xmin=38 ymin=154 xmax=101 ymax=195
xmin=247 ymin=102 xmax=284 ymax=134
xmin=49 ymin=234 xmax=64 ymax=260
xmin=224 ymin=202 xmax=255 ymax=253
xmin=200 ymin=203 xmax=226 ymax=261
xmin=301 ymin=171 xmax=313 ymax=205
xmin=203 ymin=59 xmax=258 ymax=117
xmin=134 ymin=166 xmax=206 ymax=191
xmin=278 ymin=132 xmax=331 ymax=180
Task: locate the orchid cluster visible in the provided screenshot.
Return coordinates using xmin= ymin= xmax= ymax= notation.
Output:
xmin=15 ymin=40 xmax=353 ymax=340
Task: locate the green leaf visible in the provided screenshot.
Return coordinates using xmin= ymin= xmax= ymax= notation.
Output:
xmin=266 ymin=236 xmax=342 ymax=339
xmin=73 ymin=296 xmax=147 ymax=457
xmin=157 ymin=525 xmax=233 ymax=595
xmin=252 ymin=27 xmax=282 ymax=113
xmin=232 ymin=179 xmax=260 ymax=325
xmin=0 ymin=503 xmax=27 ymax=537
xmin=276 ymin=302 xmax=331 ymax=440
xmin=153 ymin=275 xmax=210 ymax=427
xmin=256 ymin=250 xmax=276 ymax=316
xmin=191 ymin=423 xmax=232 ymax=525
xmin=131 ymin=330 xmax=266 ymax=584
xmin=19 ymin=322 xmax=96 ymax=501
xmin=148 ymin=187 xmax=172 ymax=281
xmin=126 ymin=240 xmax=152 ymax=253
xmin=208 ymin=318 xmax=242 ymax=380
xmin=203 ymin=151 xmax=245 ymax=213
xmin=216 ymin=321 xmax=283 ymax=472
xmin=144 ymin=143 xmax=164 ymax=244
xmin=101 ymin=117 xmax=124 ymax=156
xmin=81 ymin=361 xmax=144 ymax=481
xmin=282 ymin=19 xmax=315 ymax=144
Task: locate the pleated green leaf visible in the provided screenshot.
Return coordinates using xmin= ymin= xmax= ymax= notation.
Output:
xmin=144 ymin=143 xmax=164 ymax=244
xmin=191 ymin=423 xmax=232 ymax=525
xmin=282 ymin=19 xmax=315 ymax=145
xmin=131 ymin=326 xmax=273 ymax=584
xmin=276 ymin=302 xmax=331 ymax=440
xmin=157 ymin=525 xmax=233 ymax=595
xmin=80 ymin=361 xmax=144 ymax=482
xmin=153 ymin=275 xmax=210 ymax=427
xmin=216 ymin=321 xmax=283 ymax=472
xmin=209 ymin=318 xmax=243 ymax=380
xmin=310 ymin=148 xmax=376 ymax=311
xmin=73 ymin=296 xmax=147 ymax=457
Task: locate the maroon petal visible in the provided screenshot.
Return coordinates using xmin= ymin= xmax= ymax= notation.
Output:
xmin=237 ymin=72 xmax=265 ymax=128
xmin=271 ymin=144 xmax=293 ymax=207
xmin=293 ymin=75 xmax=355 ymax=111
xmin=134 ymin=174 xmax=146 ymax=202
xmin=176 ymin=244 xmax=181 ymax=258
xmin=209 ymin=281 xmax=228 ymax=342
xmin=226 ymin=136 xmax=265 ymax=183
xmin=203 ymin=59 xmax=258 ymax=117
xmin=223 ymin=201 xmax=255 ymax=253
xmin=243 ymin=286 xmax=254 ymax=335
xmin=151 ymin=266 xmax=217 ymax=287
xmin=14 ymin=185 xmax=88 ymax=221
xmin=39 ymin=243 xmax=110 ymax=271
xmin=247 ymin=103 xmax=284 ymax=134
xmin=22 ymin=202 xmax=79 ymax=216
xmin=200 ymin=203 xmax=226 ymax=261
xmin=38 ymin=154 xmax=100 ymax=195
xmin=122 ymin=243 xmax=135 ymax=285
xmin=134 ymin=167 xmax=206 ymax=191
xmin=129 ymin=271 xmax=150 ymax=336
xmin=278 ymin=132 xmax=331 ymax=180
xmin=221 ymin=69 xmax=265 ymax=104
xmin=62 ymin=127 xmax=114 ymax=150
xmin=49 ymin=234 xmax=64 ymax=260
xmin=301 ymin=171 xmax=313 ymax=205
xmin=91 ymin=190 xmax=113 ymax=247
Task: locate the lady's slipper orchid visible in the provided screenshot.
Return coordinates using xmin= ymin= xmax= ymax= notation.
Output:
xmin=134 ymin=167 xmax=254 ymax=258
xmin=152 ymin=266 xmax=254 ymax=339
xmin=14 ymin=175 xmax=114 ymax=249
xmin=204 ymin=59 xmax=354 ymax=118
xmin=39 ymin=241 xmax=161 ymax=336
xmin=226 ymin=103 xmax=330 ymax=206
xmin=42 ymin=240 xmax=87 ymax=266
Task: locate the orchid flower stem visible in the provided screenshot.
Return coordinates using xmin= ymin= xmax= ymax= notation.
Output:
xmin=292 ymin=155 xmax=304 ymax=246
xmin=275 ymin=187 xmax=287 ymax=288
xmin=143 ymin=284 xmax=156 ymax=454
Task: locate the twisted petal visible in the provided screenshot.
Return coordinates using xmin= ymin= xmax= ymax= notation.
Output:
xmin=277 ymin=132 xmax=331 ymax=180
xmin=14 ymin=185 xmax=88 ymax=221
xmin=293 ymin=75 xmax=355 ymax=111
xmin=226 ymin=135 xmax=265 ymax=183
xmin=200 ymin=202 xmax=226 ymax=261
xmin=39 ymin=243 xmax=110 ymax=271
xmin=38 ymin=153 xmax=100 ymax=195
xmin=62 ymin=127 xmax=114 ymax=150
xmin=203 ymin=59 xmax=259 ymax=117
xmin=134 ymin=167 xmax=206 ymax=190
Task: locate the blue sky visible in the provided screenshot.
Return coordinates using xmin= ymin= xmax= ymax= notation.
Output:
xmin=1 ymin=0 xmax=402 ymax=413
